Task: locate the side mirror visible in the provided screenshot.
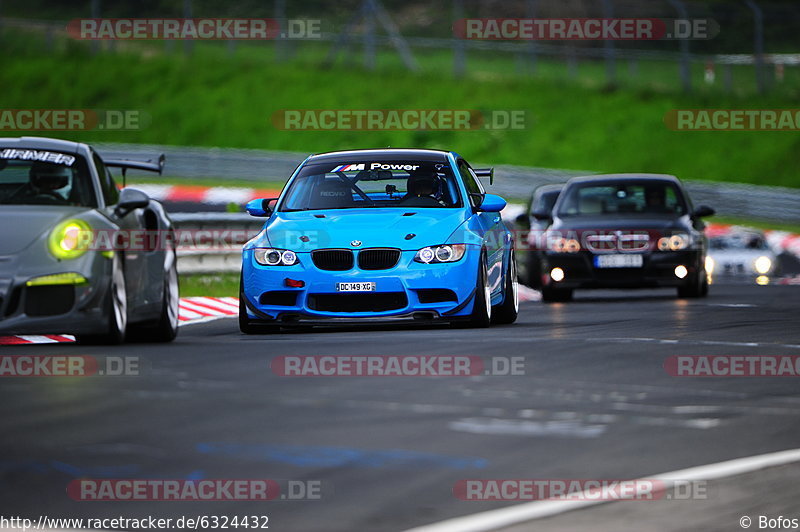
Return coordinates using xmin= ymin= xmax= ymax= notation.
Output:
xmin=246 ymin=197 xmax=278 ymax=217
xmin=693 ymin=205 xmax=715 ymax=218
xmin=530 ymin=209 xmax=552 ymax=221
xmin=515 ymin=213 xmax=530 ymax=227
xmin=477 ymin=193 xmax=507 ymax=213
xmin=114 ymin=187 xmax=149 ymax=217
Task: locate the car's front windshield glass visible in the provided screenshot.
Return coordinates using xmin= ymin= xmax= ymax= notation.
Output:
xmin=279 ymin=160 xmax=462 ymax=211
xmin=0 ymin=150 xmax=96 ymax=207
xmin=710 ymin=234 xmax=769 ymax=250
xmin=557 ymin=181 xmax=686 ymax=217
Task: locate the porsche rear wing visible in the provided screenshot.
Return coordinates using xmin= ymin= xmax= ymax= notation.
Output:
xmin=473 ymin=167 xmax=494 ymax=185
xmin=104 ymin=154 xmax=165 ymax=186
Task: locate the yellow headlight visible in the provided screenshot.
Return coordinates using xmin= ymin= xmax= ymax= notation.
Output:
xmin=26 ymin=272 xmax=88 ymax=286
xmin=48 ymin=219 xmax=92 ymax=260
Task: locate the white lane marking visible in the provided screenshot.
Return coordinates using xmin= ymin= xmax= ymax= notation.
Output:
xmin=403 ymin=447 xmax=800 ymax=532
xmin=707 ymin=303 xmax=757 ymax=308
xmin=449 ymin=417 xmax=606 ymax=438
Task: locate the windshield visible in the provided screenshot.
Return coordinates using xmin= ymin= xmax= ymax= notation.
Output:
xmin=533 ymin=189 xmax=560 ymax=214
xmin=557 ymin=181 xmax=687 ymax=217
xmin=0 ymin=150 xmax=96 ymax=207
xmin=280 ymin=160 xmax=462 ymax=211
xmin=710 ymin=233 xmax=769 ymax=250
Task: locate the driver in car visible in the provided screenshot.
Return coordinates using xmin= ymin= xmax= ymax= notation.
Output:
xmin=26 ymin=161 xmax=72 ymax=203
xmin=400 ymin=168 xmax=443 ymax=207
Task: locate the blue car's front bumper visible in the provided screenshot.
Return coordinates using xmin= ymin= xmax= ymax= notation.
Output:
xmin=242 ymin=247 xmax=481 ymax=323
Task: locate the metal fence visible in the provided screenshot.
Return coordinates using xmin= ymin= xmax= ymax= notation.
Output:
xmin=4 ymin=0 xmax=800 ymax=94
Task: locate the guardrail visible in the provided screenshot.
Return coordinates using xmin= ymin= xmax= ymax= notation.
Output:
xmin=170 ymin=213 xmax=263 ymax=274
xmin=103 ymin=142 xmax=800 ymax=224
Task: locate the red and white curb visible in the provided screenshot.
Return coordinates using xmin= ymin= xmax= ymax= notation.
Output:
xmin=130 ymin=184 xmax=280 ymax=205
xmin=0 ymin=297 xmax=238 ymax=345
xmin=0 ymin=334 xmax=76 ymax=345
xmin=177 ymin=296 xmax=238 ymax=325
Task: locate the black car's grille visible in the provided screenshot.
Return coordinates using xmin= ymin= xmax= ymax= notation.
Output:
xmin=307 ymin=292 xmax=408 ymax=312
xmin=312 ymin=249 xmax=354 ymax=271
xmin=357 ymin=248 xmax=401 ymax=270
xmin=25 ymin=286 xmax=74 ymax=317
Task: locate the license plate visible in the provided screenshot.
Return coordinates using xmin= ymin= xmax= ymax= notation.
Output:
xmin=594 ymin=254 xmax=644 ymax=268
xmin=336 ymin=282 xmax=376 ymax=292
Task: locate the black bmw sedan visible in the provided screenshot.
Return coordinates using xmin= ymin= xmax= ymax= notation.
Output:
xmin=533 ymin=174 xmax=715 ymax=302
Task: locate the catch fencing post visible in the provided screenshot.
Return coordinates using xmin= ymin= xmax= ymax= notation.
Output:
xmin=602 ymin=0 xmax=616 ymax=85
xmin=745 ymin=0 xmax=765 ymax=94
xmin=525 ymin=0 xmax=537 ymax=75
xmin=183 ymin=0 xmax=193 ymax=56
xmin=453 ymin=0 xmax=465 ymax=77
xmin=668 ymin=0 xmax=691 ymax=92
xmin=363 ymin=0 xmax=376 ymax=70
xmin=90 ymin=0 xmax=100 ymax=55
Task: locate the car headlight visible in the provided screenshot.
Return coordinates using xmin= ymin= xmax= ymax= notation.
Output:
xmin=254 ymin=248 xmax=299 ymax=266
xmin=549 ymin=237 xmax=581 ymax=253
xmin=48 ymin=219 xmax=91 ymax=260
xmin=705 ymin=255 xmax=715 ymax=273
xmin=657 ymin=233 xmax=690 ymax=251
xmin=754 ymin=256 xmax=772 ymax=274
xmin=414 ymin=244 xmax=466 ymax=264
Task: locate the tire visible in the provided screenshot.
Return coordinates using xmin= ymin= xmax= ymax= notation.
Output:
xmin=492 ymin=249 xmax=519 ymax=324
xmin=526 ymin=252 xmax=543 ymax=289
xmin=541 ymin=286 xmax=573 ymax=303
xmin=239 ymin=275 xmax=278 ymax=334
xmin=77 ymin=254 xmax=127 ymax=345
xmin=677 ymin=269 xmax=708 ymax=298
xmin=132 ymin=258 xmax=179 ymax=343
xmin=460 ymin=252 xmax=492 ymax=328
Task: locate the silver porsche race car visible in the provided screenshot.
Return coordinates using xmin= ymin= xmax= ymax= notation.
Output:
xmin=0 ymin=136 xmax=178 ymax=344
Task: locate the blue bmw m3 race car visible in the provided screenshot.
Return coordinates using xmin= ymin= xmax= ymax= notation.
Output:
xmin=239 ymin=149 xmax=518 ymax=332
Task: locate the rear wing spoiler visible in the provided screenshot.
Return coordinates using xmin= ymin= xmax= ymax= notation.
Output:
xmin=105 ymin=154 xmax=165 ymax=185
xmin=473 ymin=167 xmax=494 ymax=185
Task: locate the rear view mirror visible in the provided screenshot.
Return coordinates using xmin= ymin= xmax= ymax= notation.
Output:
xmin=477 ymin=193 xmax=507 ymax=213
xmin=114 ymin=188 xmax=149 ymax=217
xmin=531 ymin=209 xmax=553 ymax=221
xmin=246 ymin=198 xmax=278 ymax=217
xmin=693 ymin=205 xmax=715 ymax=218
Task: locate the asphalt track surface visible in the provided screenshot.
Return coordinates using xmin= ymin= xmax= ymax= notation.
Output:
xmin=1 ymin=282 xmax=799 ymax=532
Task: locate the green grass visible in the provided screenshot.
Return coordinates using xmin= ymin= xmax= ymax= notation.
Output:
xmin=3 ymin=29 xmax=800 ymax=188
xmin=180 ymin=273 xmax=239 ymax=297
